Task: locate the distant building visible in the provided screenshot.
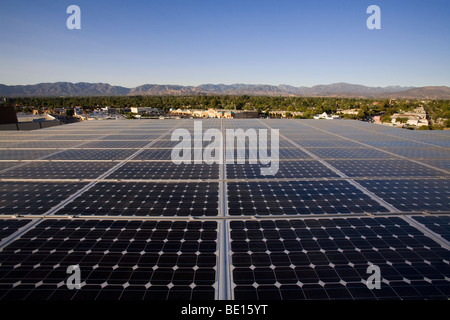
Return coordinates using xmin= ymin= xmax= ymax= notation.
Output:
xmin=233 ymin=111 xmax=259 ymax=119
xmin=338 ymin=109 xmax=359 ymax=115
xmin=16 ymin=113 xmax=56 ymax=122
xmin=217 ymin=110 xmax=233 ymax=119
xmin=169 ymin=108 xmax=235 ymax=118
xmin=390 ymin=106 xmax=428 ymax=127
xmin=313 ymin=112 xmax=340 ymax=120
xmin=131 ymin=107 xmax=160 ymax=114
xmin=0 ymin=106 xmax=18 ymax=125
xmin=407 ymin=119 xmax=429 ymax=127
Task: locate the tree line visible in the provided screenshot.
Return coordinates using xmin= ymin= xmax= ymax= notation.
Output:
xmin=3 ymin=95 xmax=449 ymax=128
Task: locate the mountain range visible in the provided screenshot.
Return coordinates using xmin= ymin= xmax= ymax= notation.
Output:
xmin=1 ymin=82 xmax=449 ymax=99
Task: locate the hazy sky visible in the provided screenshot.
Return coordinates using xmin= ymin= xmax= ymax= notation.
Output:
xmin=0 ymin=0 xmax=449 ymax=87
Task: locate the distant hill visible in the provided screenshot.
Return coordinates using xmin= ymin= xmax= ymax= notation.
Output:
xmin=1 ymin=82 xmax=449 ymax=99
xmin=378 ymin=86 xmax=450 ymax=99
xmin=0 ymin=82 xmax=129 ymax=97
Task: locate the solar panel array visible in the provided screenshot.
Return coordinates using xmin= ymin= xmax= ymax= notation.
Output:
xmin=0 ymin=119 xmax=449 ymax=300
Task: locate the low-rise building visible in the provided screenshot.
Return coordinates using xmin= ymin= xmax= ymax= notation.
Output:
xmin=131 ymin=107 xmax=160 ymax=114
xmin=313 ymin=112 xmax=340 ymax=120
xmin=338 ymin=109 xmax=359 ymax=115
xmin=233 ymin=110 xmax=259 ymax=119
xmin=169 ymin=108 xmax=235 ymax=118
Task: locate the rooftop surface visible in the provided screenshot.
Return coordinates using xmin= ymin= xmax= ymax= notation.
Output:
xmin=0 ymin=119 xmax=449 ymax=300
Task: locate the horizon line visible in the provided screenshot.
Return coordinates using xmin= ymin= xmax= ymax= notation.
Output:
xmin=1 ymin=81 xmax=449 ymax=89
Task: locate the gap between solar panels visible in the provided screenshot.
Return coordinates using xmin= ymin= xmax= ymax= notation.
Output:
xmin=218 ymin=118 xmax=232 ymax=300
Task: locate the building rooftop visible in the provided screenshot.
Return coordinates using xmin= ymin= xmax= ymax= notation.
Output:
xmin=0 ymin=119 xmax=449 ymax=300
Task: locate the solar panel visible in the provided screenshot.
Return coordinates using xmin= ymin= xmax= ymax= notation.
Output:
xmin=327 ymin=160 xmax=444 ymax=177
xmin=227 ymin=181 xmax=390 ymax=216
xmin=0 ymin=162 xmax=117 ymax=179
xmin=58 ymin=182 xmax=219 ymax=217
xmin=7 ymin=141 xmax=81 ymax=148
xmin=380 ymin=148 xmax=450 ymax=159
xmin=108 ymin=162 xmax=220 ymax=180
xmin=0 ymin=182 xmax=88 ymax=215
xmin=46 ymin=149 xmax=138 ymax=160
xmin=79 ymin=141 xmax=150 ymax=149
xmin=0 ymin=150 xmax=59 ymax=160
xmin=308 ymin=148 xmax=393 ymax=159
xmin=230 ymin=217 xmax=450 ymax=300
xmin=133 ymin=149 xmax=174 ymax=160
xmin=358 ymin=140 xmax=426 ymax=148
xmin=99 ymin=135 xmax=162 ymax=140
xmin=226 ymin=161 xmax=339 ymax=179
xmin=0 ymin=219 xmax=218 ymax=300
xmin=358 ymin=179 xmax=450 ymax=212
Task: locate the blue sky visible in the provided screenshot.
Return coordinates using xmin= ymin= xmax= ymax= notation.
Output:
xmin=0 ymin=0 xmax=449 ymax=87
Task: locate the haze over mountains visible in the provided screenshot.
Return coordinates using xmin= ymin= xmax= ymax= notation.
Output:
xmin=1 ymin=82 xmax=449 ymax=99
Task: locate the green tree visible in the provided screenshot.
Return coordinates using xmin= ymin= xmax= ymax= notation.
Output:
xmin=65 ymin=109 xmax=74 ymax=117
xmin=210 ymin=98 xmax=218 ymax=109
xmin=381 ymin=114 xmax=391 ymax=123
